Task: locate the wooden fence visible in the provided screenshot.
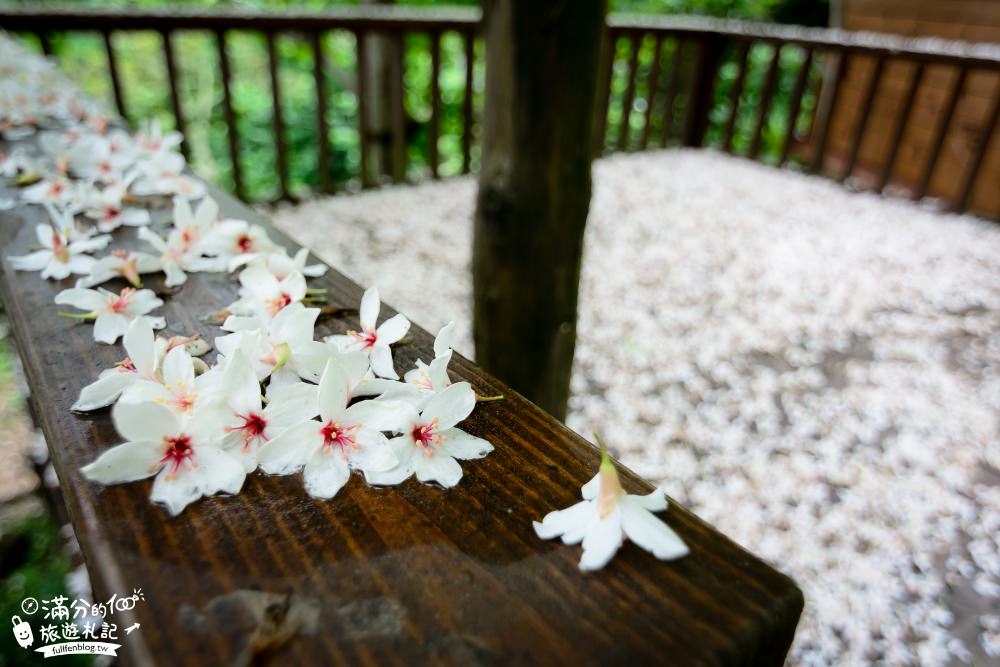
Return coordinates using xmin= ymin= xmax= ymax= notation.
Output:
xmin=2 ymin=7 xmax=998 ymax=218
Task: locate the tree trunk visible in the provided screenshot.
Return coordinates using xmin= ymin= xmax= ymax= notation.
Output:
xmin=473 ymin=0 xmax=607 ymax=421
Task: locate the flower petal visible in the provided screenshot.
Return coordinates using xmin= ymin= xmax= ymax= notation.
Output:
xmin=364 ymin=435 xmax=414 ymax=486
xmin=303 ymin=447 xmax=351 ymax=499
xmin=112 ymin=400 xmax=179 ymax=442
xmin=422 ymin=381 xmax=475 ymax=431
xmin=438 ymin=427 xmax=493 ymax=460
xmin=124 ymin=317 xmax=157 ymax=377
xmin=359 ymin=286 xmax=379 ymax=331
xmin=369 ymin=344 xmax=397 ymax=380
xmin=347 ymin=429 xmax=397 ymax=473
xmin=81 ymin=441 xmax=163 ymax=484
xmin=161 ymin=346 xmax=195 ymax=388
xmin=376 ymin=313 xmax=410 ymax=345
xmin=579 ymin=507 xmax=624 ymax=571
xmin=93 ymin=312 xmax=130 ymax=344
xmin=256 ymin=420 xmax=321 ymax=475
xmin=317 ymin=359 xmax=349 ymax=423
xmin=54 ymin=287 xmax=105 ymax=312
xmin=533 ymin=499 xmax=594 ymax=543
xmin=620 ymin=496 xmax=689 ymax=561
xmin=414 ymin=450 xmax=463 ymax=488
xmin=72 ymin=371 xmax=134 ymax=412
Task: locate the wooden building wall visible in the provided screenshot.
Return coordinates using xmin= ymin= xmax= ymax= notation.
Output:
xmin=822 ymin=0 xmax=1000 ymax=217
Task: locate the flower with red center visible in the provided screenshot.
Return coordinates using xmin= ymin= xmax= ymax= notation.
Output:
xmin=258 ymin=359 xmax=405 ymax=499
xmin=55 ymin=286 xmax=165 ymax=344
xmin=81 ymin=400 xmax=246 ymax=516
xmin=9 ymin=217 xmax=109 ymax=281
xmin=367 ymin=381 xmax=493 ymax=489
xmin=160 ymin=435 xmax=195 ymax=478
xmin=75 ymin=249 xmax=161 ymax=289
xmin=320 ymin=421 xmax=359 ymax=455
xmin=216 ymin=350 xmax=320 ymax=472
xmin=327 ymin=287 xmax=410 ymax=380
xmin=266 ymin=292 xmax=293 ymax=317
xmin=73 ymin=318 xmax=160 ymax=412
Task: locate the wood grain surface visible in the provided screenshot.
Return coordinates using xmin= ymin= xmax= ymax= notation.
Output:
xmin=0 ymin=134 xmax=802 ymax=666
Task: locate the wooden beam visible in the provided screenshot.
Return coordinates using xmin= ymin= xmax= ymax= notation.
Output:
xmin=474 ymin=0 xmax=606 ymax=420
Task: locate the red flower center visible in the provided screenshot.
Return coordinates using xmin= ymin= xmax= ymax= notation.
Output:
xmin=320 ymin=420 xmax=358 ymax=454
xmin=411 ymin=419 xmax=441 ymax=454
xmin=160 ymin=435 xmax=194 ymax=476
xmin=351 ymin=330 xmax=378 ymax=350
xmin=236 ymin=235 xmax=254 ymax=253
xmin=226 ymin=412 xmax=268 ymax=451
xmin=108 ymin=287 xmax=135 ymax=313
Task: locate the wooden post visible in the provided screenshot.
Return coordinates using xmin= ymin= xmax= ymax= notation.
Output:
xmin=473 ymin=0 xmax=607 ymax=421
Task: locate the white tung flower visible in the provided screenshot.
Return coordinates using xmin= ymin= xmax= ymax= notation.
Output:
xmin=257 ymin=358 xmax=406 ymax=499
xmin=201 ymin=218 xmax=279 ymax=267
xmin=72 ymin=317 xmax=163 ymax=412
xmin=216 ymin=302 xmax=330 ymax=387
xmin=82 ymin=179 xmax=151 ymax=233
xmin=55 ymin=286 xmax=165 ymax=344
xmin=121 ymin=344 xmax=218 ymax=418
xmin=230 ymin=246 xmax=327 ymax=279
xmin=376 ymin=321 xmax=456 ymax=409
xmin=81 ymin=400 xmax=246 ymax=516
xmin=327 ymin=286 xmax=409 ymax=380
xmin=75 ymin=249 xmax=162 ymax=289
xmin=533 ymin=439 xmax=689 ymax=571
xmin=216 ymin=350 xmax=320 ymax=472
xmin=366 ymin=381 xmax=493 ymax=488
xmin=227 ymin=265 xmax=306 ymax=319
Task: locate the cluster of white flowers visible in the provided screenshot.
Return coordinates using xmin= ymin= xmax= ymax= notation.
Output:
xmin=2 ymin=34 xmax=690 ymax=574
xmin=0 ymin=37 xmax=498 ymax=517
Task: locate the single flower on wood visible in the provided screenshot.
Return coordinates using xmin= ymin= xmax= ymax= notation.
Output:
xmin=55 ymin=286 xmax=165 ymax=344
xmin=533 ymin=436 xmax=689 ymax=571
xmin=327 ymin=286 xmax=409 ymax=380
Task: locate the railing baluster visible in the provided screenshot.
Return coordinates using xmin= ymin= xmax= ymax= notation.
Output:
xmin=215 ymin=29 xmax=244 ymax=201
xmin=429 ymin=30 xmax=441 ymax=179
xmin=462 ymin=30 xmax=474 ymax=174
xmin=391 ymin=34 xmax=406 ymax=184
xmin=955 ymin=77 xmax=1000 ymax=213
xmin=160 ymin=30 xmax=189 ymax=161
xmin=265 ymin=31 xmax=290 ymax=199
xmin=842 ymin=55 xmax=885 ymax=182
xmin=779 ymin=47 xmax=814 ymax=166
xmin=638 ymin=34 xmax=664 ymax=150
xmin=102 ymin=30 xmax=127 ymax=121
xmin=36 ymin=31 xmax=51 ymax=56
xmin=682 ymin=36 xmax=724 ymax=148
xmin=310 ymin=31 xmax=331 ymax=194
xmin=915 ymin=65 xmax=967 ymax=201
xmin=356 ymin=30 xmax=371 ymax=187
xmin=593 ymin=28 xmax=617 ymax=155
xmin=616 ymin=34 xmax=642 ymax=152
xmin=660 ymin=39 xmax=684 ymax=147
xmin=810 ymin=49 xmax=848 ymax=174
xmin=749 ymin=43 xmax=782 ymax=159
xmin=722 ymin=41 xmax=751 ymax=153
xmin=877 ymin=61 xmax=924 ymax=193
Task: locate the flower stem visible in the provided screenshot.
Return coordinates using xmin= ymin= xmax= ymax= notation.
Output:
xmin=57 ymin=311 xmax=96 ymax=320
xmin=476 ymin=393 xmax=505 ymax=403
xmin=305 ymin=287 xmax=327 ymax=295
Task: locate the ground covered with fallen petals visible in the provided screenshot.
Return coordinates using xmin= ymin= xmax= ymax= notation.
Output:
xmin=273 ymin=149 xmax=1000 ymax=665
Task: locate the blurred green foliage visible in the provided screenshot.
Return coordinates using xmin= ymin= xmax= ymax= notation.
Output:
xmin=3 ymin=0 xmax=826 ymax=199
xmin=0 ymin=514 xmax=90 ymax=667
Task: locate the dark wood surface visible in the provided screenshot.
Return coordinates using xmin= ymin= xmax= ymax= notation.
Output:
xmin=0 ymin=132 xmax=802 ymax=665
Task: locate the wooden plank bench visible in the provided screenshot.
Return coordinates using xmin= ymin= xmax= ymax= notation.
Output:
xmin=0 ymin=132 xmax=802 ymax=665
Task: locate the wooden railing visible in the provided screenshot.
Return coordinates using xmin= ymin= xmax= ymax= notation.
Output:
xmin=598 ymin=16 xmax=1000 ymax=218
xmin=0 ymin=6 xmax=482 ymax=202
xmin=3 ymin=8 xmax=1000 ymax=218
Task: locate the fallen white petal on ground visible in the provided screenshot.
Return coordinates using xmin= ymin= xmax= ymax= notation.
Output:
xmin=273 ymin=149 xmax=1000 ymax=666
